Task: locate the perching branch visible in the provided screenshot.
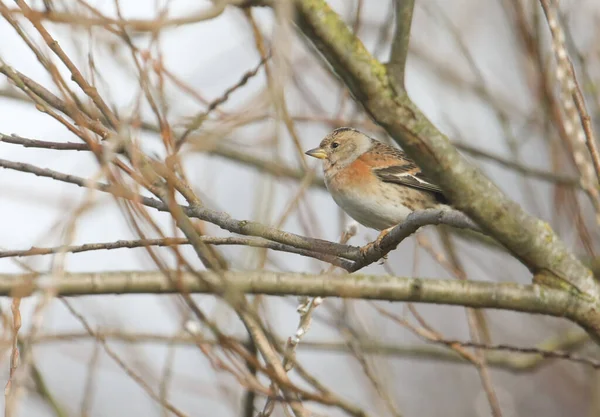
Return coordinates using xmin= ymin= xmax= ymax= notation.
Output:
xmin=349 ymin=209 xmax=483 ymax=271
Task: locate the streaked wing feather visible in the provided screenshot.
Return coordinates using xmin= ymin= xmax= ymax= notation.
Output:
xmin=364 ymin=140 xmax=447 ymax=203
xmin=374 ymin=164 xmax=446 ymax=197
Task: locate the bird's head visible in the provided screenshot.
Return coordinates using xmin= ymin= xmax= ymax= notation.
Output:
xmin=305 ymin=127 xmax=372 ymax=168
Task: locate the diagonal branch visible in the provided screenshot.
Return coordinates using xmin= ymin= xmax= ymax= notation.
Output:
xmin=349 ymin=209 xmax=483 ymax=271
xmin=387 ymin=0 xmax=415 ymax=92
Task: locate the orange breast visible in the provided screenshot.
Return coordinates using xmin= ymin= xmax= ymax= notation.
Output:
xmin=327 ymin=158 xmax=376 ymax=192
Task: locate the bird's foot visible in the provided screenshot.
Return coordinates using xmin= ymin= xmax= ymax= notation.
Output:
xmin=359 ymin=227 xmax=394 ymax=258
xmin=359 ymin=242 xmax=374 ymax=257
xmin=375 ymin=227 xmax=393 ymax=245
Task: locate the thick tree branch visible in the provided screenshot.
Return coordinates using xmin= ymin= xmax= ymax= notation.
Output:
xmin=290 ymin=0 xmax=598 ymax=302
xmin=0 ymin=270 xmax=594 ymax=321
xmin=387 ymin=0 xmax=415 ymax=91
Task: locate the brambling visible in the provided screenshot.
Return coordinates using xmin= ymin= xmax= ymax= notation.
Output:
xmin=305 ymin=127 xmax=451 ymax=246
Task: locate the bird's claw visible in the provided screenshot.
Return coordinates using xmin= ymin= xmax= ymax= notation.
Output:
xmin=359 ymin=242 xmax=374 ymax=257
xmin=359 ymin=227 xmax=394 ymax=259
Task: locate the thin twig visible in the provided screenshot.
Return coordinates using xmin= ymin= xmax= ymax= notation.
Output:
xmin=177 ymin=53 xmax=271 ymax=147
xmin=0 ymin=133 xmax=90 ymax=151
xmin=455 ymin=141 xmax=579 ymax=187
xmin=5 ymin=329 xmax=588 ymax=371
xmin=434 ymin=339 xmax=600 ymax=369
xmin=60 ymin=300 xmax=189 ymax=417
xmin=0 ymin=236 xmax=346 ymax=267
xmin=4 ymin=4 xmax=227 ymax=31
xmin=349 ymin=209 xmax=485 ymax=271
xmin=4 ymin=298 xmax=22 ymax=417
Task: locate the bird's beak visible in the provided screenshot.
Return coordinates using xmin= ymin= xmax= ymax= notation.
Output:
xmin=305 ymin=147 xmax=327 ymax=160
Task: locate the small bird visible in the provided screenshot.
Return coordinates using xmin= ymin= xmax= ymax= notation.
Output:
xmin=305 ymin=127 xmax=450 ymax=246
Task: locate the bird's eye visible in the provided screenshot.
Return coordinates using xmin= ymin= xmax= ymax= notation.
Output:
xmin=331 ymin=142 xmax=339 ymax=149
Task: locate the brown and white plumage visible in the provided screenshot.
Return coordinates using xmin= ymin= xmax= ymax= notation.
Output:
xmin=305 ymin=127 xmax=449 ymax=231
xmin=365 ymin=141 xmax=447 ymax=203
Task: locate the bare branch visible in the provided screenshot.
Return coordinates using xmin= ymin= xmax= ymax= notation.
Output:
xmin=454 ymin=141 xmax=579 ymax=187
xmin=0 ymin=237 xmax=347 ymax=268
xmin=0 ymin=133 xmax=89 ymax=151
xmin=9 ymin=328 xmax=589 ymax=372
xmin=432 ymin=339 xmax=600 ymax=369
xmin=387 ymin=0 xmax=415 ymax=91
xmin=0 ymin=271 xmax=594 ymax=323
xmin=0 ymin=129 xmax=327 ymax=189
xmin=349 ymin=209 xmax=485 ymax=271
xmin=177 ymin=53 xmax=271 ymax=147
xmin=5 ymin=3 xmax=227 ymax=31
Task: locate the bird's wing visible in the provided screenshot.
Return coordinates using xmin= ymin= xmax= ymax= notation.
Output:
xmin=367 ymin=144 xmax=446 ymax=203
xmin=373 ymin=162 xmax=444 ymax=195
xmin=357 ymin=139 xmax=447 ymax=203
